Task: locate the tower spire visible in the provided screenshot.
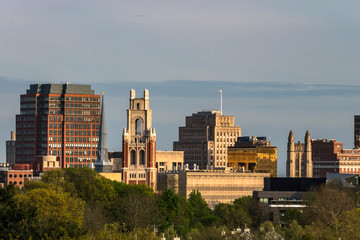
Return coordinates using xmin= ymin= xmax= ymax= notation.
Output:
xmin=94 ymin=92 xmax=113 ymax=172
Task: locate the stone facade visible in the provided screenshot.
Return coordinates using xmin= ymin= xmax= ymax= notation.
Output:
xmin=286 ymin=131 xmax=312 ymax=177
xmin=156 ymin=151 xmax=184 ymax=172
xmin=122 ymin=89 xmax=157 ymax=189
xmin=173 ymin=111 xmax=241 ymax=170
xmin=179 ymin=171 xmax=269 ymax=208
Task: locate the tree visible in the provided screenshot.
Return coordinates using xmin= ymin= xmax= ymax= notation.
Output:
xmin=282 ymin=220 xmax=306 ymax=240
xmin=188 ymin=190 xmax=215 ymax=228
xmin=338 ymin=208 xmax=360 ymax=240
xmin=157 ymin=189 xmax=192 ymax=235
xmin=213 ymin=197 xmax=253 ymax=230
xmin=107 ymin=185 xmax=159 ymax=230
xmin=253 ymin=221 xmax=283 ymax=240
xmin=305 ymin=185 xmax=356 ymax=238
xmin=185 ymin=226 xmax=231 ymax=240
xmin=279 ymin=208 xmax=302 ymax=226
xmin=41 ymin=168 xmax=116 ymax=203
xmin=9 ymin=187 xmax=85 ymax=239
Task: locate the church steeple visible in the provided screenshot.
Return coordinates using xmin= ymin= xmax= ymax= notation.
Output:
xmin=94 ymin=92 xmax=113 ymax=173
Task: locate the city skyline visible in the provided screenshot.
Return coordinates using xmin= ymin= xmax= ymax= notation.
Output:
xmin=0 ymin=79 xmax=359 ymax=176
xmin=1 ymin=1 xmax=360 ymax=176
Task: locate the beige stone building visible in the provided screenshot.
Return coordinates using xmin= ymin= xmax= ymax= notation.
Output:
xmin=286 ymin=130 xmax=312 ymax=177
xmin=156 ymin=151 xmax=184 ymax=172
xmin=158 ymin=171 xmax=269 ymax=208
xmin=180 ymin=171 xmax=269 ymax=208
xmin=173 ymin=111 xmax=241 ymax=170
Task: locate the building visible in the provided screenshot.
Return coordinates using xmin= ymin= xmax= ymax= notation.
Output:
xmin=179 ymin=171 xmax=269 ymax=208
xmin=312 ymin=139 xmax=360 ymax=177
xmin=253 ymin=177 xmax=326 ymax=224
xmin=122 ymin=89 xmax=157 ymax=189
xmin=286 ymin=130 xmax=312 ymax=178
xmin=227 ymin=136 xmax=277 ymax=177
xmin=0 ymin=168 xmax=34 ymax=187
xmin=156 ymin=151 xmax=184 ymax=172
xmin=94 ymin=93 xmax=113 ymax=173
xmin=354 ymin=115 xmax=360 ymax=148
xmin=15 ymin=83 xmax=100 ymax=169
xmin=35 ymin=156 xmax=61 ymax=171
xmin=109 ymin=151 xmax=123 ymax=172
xmin=6 ymin=131 xmax=16 ymax=164
xmin=158 ymin=171 xmax=269 ymax=208
xmin=173 ymin=110 xmax=241 ymax=170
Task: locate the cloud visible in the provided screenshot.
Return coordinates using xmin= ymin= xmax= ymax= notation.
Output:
xmin=91 ymin=80 xmax=360 ymax=98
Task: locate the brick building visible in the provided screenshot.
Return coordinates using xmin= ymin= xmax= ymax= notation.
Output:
xmin=15 ymin=83 xmax=101 ymax=169
xmin=312 ymin=139 xmax=360 ymax=177
xmin=0 ymin=168 xmax=34 ymax=187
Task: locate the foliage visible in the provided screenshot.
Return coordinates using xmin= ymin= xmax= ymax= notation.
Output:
xmin=213 ymin=197 xmax=253 ymax=230
xmin=107 ymin=184 xmax=159 ymax=230
xmin=304 ymin=184 xmax=356 ymax=238
xmin=279 ymin=208 xmax=302 ymax=226
xmin=185 ymin=225 xmax=231 ymax=240
xmin=188 ymin=190 xmax=216 ymax=228
xmin=157 ymin=189 xmax=192 ymax=235
xmin=42 ymin=168 xmax=116 ymax=203
xmin=90 ymin=222 xmax=159 ymax=240
xmin=3 ymin=168 xmax=360 ymax=239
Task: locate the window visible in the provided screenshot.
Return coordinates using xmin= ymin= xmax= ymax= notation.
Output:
xmin=140 ymin=150 xmax=145 ymax=165
xmin=135 ymin=118 xmax=142 ymax=135
xmin=131 ymin=150 xmax=136 ymax=165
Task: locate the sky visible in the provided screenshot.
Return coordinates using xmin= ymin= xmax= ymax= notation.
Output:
xmin=1 ymin=1 xmax=360 ymax=176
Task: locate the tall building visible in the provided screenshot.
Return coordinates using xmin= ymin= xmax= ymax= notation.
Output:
xmin=173 ymin=110 xmax=241 ymax=170
xmin=15 ymin=83 xmax=100 ymax=169
xmin=286 ymin=130 xmax=312 ymax=177
xmin=6 ymin=131 xmax=16 ymax=164
xmin=122 ymin=89 xmax=157 ymax=189
xmin=227 ymin=136 xmax=277 ymax=177
xmin=354 ymin=115 xmax=360 ymax=148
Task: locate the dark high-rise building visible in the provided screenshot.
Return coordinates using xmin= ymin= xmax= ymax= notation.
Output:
xmin=15 ymin=83 xmax=101 ymax=169
xmin=354 ymin=115 xmax=360 ymax=148
xmin=6 ymin=131 xmax=16 ymax=165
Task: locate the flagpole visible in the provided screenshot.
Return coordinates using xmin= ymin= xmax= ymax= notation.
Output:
xmin=220 ymin=88 xmax=223 ymax=115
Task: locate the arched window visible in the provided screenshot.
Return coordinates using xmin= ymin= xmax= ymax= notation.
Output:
xmin=137 ymin=103 xmax=141 ymax=109
xmin=135 ymin=118 xmax=142 ymax=135
xmin=140 ymin=150 xmax=146 ymax=165
xmin=130 ymin=150 xmax=136 ymax=165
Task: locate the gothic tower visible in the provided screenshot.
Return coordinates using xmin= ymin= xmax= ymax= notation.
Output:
xmin=286 ymin=130 xmax=295 ymax=177
xmin=304 ymin=130 xmax=313 ymax=177
xmin=122 ymin=89 xmax=157 ymax=189
xmin=286 ymin=130 xmax=313 ymax=177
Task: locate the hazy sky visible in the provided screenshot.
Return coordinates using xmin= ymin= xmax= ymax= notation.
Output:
xmin=1 ymin=1 xmax=360 ymax=176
